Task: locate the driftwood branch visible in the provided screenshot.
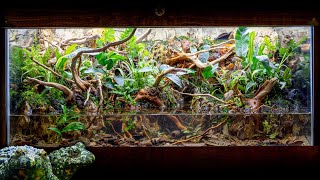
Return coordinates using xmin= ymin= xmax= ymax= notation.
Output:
xmin=30 ymin=57 xmax=74 ymax=83
xmin=153 ymin=67 xmax=191 ymax=87
xmin=166 ymin=44 xmax=235 ymax=69
xmin=153 ymin=68 xmax=175 ymax=87
xmin=248 ymin=78 xmax=278 ymax=111
xmin=26 ymin=77 xmax=73 ymax=101
xmin=61 ymin=34 xmax=100 ymax=46
xmin=188 ymin=45 xmax=235 ymax=69
xmin=136 ymin=28 xmax=152 ymax=43
xmin=43 ymin=38 xmax=63 ymax=53
xmin=71 ymin=28 xmax=137 ymax=91
xmin=254 ymin=78 xmax=278 ymax=100
xmin=84 ymin=86 xmax=92 ymax=105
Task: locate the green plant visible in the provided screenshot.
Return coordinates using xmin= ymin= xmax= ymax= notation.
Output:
xmin=96 ymin=28 xmax=115 ymax=47
xmin=183 ymin=124 xmax=202 ymax=138
xmin=9 ymin=46 xmax=24 ymax=83
xmin=120 ymin=28 xmax=149 ymax=59
xmin=262 ymin=120 xmax=272 ymax=134
xmin=48 ymin=105 xmax=85 ymax=140
xmin=20 ymin=87 xmax=49 ymax=108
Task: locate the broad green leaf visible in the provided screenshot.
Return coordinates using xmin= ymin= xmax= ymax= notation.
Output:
xmin=55 ymin=48 xmax=62 ymax=59
xmin=159 ymin=64 xmax=171 ymax=71
xmin=252 ymin=69 xmax=263 ymax=78
xmin=237 ymin=84 xmax=245 ymax=92
xmin=65 ymin=44 xmax=77 ymax=55
xmin=202 ymin=66 xmax=213 ymax=79
xmin=62 ymin=71 xmax=72 ymax=79
xmin=61 ymin=122 xmax=86 ymax=133
xmin=279 ymin=47 xmax=289 ymax=58
xmin=202 ymin=64 xmax=218 ymax=79
xmin=165 ymin=73 xmax=182 ymax=88
xmin=96 ymin=52 xmax=108 ymax=66
xmin=190 ymin=46 xmax=197 ymax=53
xmin=97 ymin=28 xmax=116 ymax=47
xmin=198 ymin=44 xmax=210 ymax=63
xmin=114 ymin=69 xmax=125 ymax=86
xmin=138 ymin=66 xmax=153 ymax=73
xmin=104 ymin=78 xmax=115 ymax=89
xmin=269 ymin=132 xmax=278 ymax=139
xmin=48 ymin=127 xmax=62 ymax=135
xmin=235 ymin=27 xmax=250 ymax=58
xmin=175 ymin=68 xmax=195 ymax=76
xmin=96 ymin=52 xmax=125 ymax=70
xmin=247 ymin=31 xmax=256 ymax=64
xmin=83 ymin=67 xmax=106 ymax=74
xmin=55 ymin=57 xmax=68 ymax=71
xmin=263 ymin=36 xmax=276 ymax=52
xmin=245 ymin=81 xmax=257 ymax=93
xmin=120 ymin=28 xmax=134 ymax=40
xmin=258 ymin=43 xmax=265 ymax=56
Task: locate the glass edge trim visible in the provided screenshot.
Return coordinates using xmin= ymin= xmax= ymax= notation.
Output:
xmin=311 ymin=26 xmax=314 ymax=146
xmin=5 ymin=29 xmax=10 ymax=146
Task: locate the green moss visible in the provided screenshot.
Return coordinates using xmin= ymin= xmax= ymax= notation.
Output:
xmin=21 ymin=88 xmax=49 ymax=108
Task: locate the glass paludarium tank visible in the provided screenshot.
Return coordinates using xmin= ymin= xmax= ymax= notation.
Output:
xmin=7 ymin=27 xmax=312 ymax=147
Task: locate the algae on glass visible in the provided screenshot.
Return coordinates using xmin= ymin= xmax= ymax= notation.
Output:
xmin=8 ymin=27 xmax=312 ymax=146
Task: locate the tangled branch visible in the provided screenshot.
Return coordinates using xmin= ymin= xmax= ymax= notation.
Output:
xmin=166 ymin=39 xmax=235 ymax=68
xmin=71 ymin=28 xmax=137 ymax=91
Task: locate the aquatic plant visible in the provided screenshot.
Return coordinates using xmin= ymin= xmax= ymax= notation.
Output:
xmin=48 ymin=105 xmax=85 ymax=141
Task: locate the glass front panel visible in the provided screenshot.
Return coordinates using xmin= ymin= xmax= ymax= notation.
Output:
xmin=7 ymin=27 xmax=312 ymax=146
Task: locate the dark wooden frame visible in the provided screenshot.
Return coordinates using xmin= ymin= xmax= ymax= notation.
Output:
xmin=1 ymin=4 xmax=320 ymax=177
